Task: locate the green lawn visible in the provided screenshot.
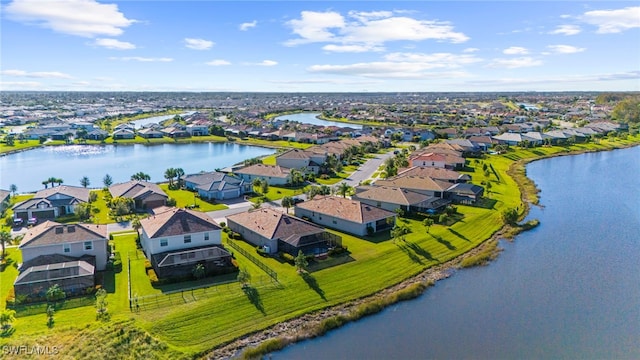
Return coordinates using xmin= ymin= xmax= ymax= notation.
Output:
xmin=248 ymin=185 xmax=309 ymax=202
xmin=0 ymin=248 xmax=21 ymax=308
xmin=1 ymin=136 xmax=638 ymax=357
xmin=0 ymin=140 xmax=42 ymax=154
xmin=159 ymin=184 xmax=228 ymax=212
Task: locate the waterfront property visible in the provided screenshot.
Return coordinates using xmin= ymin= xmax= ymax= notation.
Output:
xmin=275 ymin=148 xmax=326 ymax=174
xmin=15 ymin=221 xmax=108 ymax=296
xmin=294 ymin=196 xmax=396 ymax=236
xmin=183 ymin=171 xmax=250 ymax=200
xmin=12 ymin=185 xmax=90 ymax=221
xmin=139 ymin=207 xmax=230 ymax=278
xmin=352 ymin=186 xmax=450 ymax=213
xmin=109 ymin=181 xmax=168 ymax=210
xmin=234 ymin=164 xmax=292 ymax=186
xmin=226 ymin=207 xmax=341 ymax=255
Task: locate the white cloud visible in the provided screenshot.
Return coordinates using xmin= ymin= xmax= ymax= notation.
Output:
xmin=503 ymin=46 xmax=529 ymax=55
xmin=94 ymin=38 xmax=135 ymax=50
xmin=257 ymin=60 xmax=278 ymax=66
xmin=4 ymin=0 xmax=135 ymax=37
xmin=581 ymin=6 xmax=640 ymax=34
xmin=239 ymin=20 xmax=257 ymax=31
xmin=307 ymin=52 xmax=480 ymax=79
xmin=184 ymin=38 xmax=214 ymax=50
xmin=206 ymin=59 xmax=231 ymax=66
xmin=285 ymin=11 xmax=345 ymax=45
xmin=549 ymin=24 xmax=582 ymax=35
xmin=487 ymin=57 xmax=543 ymax=69
xmin=1 ymin=69 xmax=72 ymax=78
xmin=463 ymin=47 xmax=479 ymax=53
xmin=322 ymin=44 xmax=384 ymax=53
xmin=0 ymin=81 xmax=42 ymax=88
xmin=109 ymin=57 xmax=173 ymax=62
xmin=547 ymin=45 xmax=586 ymax=54
xmin=285 ymin=10 xmax=468 ymax=49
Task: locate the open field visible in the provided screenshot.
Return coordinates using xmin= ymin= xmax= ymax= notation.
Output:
xmin=0 ymin=135 xmax=638 ymax=358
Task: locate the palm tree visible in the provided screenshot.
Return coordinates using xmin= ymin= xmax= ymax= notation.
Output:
xmin=131 ymin=172 xmax=151 ymax=181
xmin=47 ymin=177 xmax=57 ymax=188
xmin=80 ymin=176 xmax=90 ymax=188
xmin=252 ymin=178 xmax=263 ymax=194
xmin=55 ymin=178 xmax=64 ymax=186
xmin=281 ymin=196 xmax=294 ymax=214
xmin=174 ymin=168 xmax=185 ymax=187
xmin=9 ymin=184 xmax=17 ymax=197
xmin=337 ymin=182 xmax=351 ymax=198
xmin=423 ymin=218 xmax=434 ymax=233
xmin=0 ymin=230 xmax=11 ymax=259
xmin=42 ymin=180 xmax=49 ymax=189
xmin=164 ymin=168 xmax=176 ymax=186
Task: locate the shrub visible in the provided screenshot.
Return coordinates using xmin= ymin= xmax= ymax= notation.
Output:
xmin=280 ymin=252 xmax=295 ymax=264
xmin=219 ymin=221 xmax=226 ymax=228
xmin=320 ymin=174 xmax=330 ymax=180
xmin=166 ymin=198 xmax=177 ymax=206
xmin=147 ymin=269 xmax=159 ymax=283
xmin=231 ymin=232 xmax=243 ymax=240
xmin=144 ymin=259 xmax=152 ymax=270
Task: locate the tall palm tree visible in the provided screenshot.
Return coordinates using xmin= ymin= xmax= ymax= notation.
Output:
xmin=80 ymin=176 xmax=90 ymax=188
xmin=9 ymin=184 xmax=17 ymax=197
xmin=47 ymin=177 xmax=57 ymax=188
xmin=55 ymin=178 xmax=64 ymax=186
xmin=42 ymin=180 xmax=49 ymax=189
xmin=0 ymin=230 xmax=11 ymax=259
xmin=131 ymin=172 xmax=151 ymax=181
xmin=337 ymin=182 xmax=351 ymax=198
xmin=175 ymin=168 xmax=185 ymax=187
xmin=164 ymin=168 xmax=176 ymax=186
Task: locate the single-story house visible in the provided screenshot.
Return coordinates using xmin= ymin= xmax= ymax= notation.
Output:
xmin=374 ymin=176 xmax=452 ymax=198
xmin=394 ymin=167 xmax=471 ymax=183
xmin=112 ymin=128 xmax=136 ymax=139
xmin=294 ymin=196 xmax=396 ymax=236
xmin=12 ymin=185 xmax=90 ymax=221
xmin=138 ymin=128 xmax=164 ymax=139
xmin=234 ymin=164 xmax=291 ymax=186
xmin=183 ymin=171 xmax=250 ymax=200
xmin=109 ymin=181 xmax=168 ymax=209
xmin=352 ymin=186 xmax=450 ymax=214
xmin=226 ymin=208 xmax=341 ymax=256
xmin=139 ymin=207 xmax=230 ymax=278
xmin=15 ymin=221 xmax=108 ymax=296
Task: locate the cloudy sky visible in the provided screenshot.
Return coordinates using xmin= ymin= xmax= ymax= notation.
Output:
xmin=1 ymin=0 xmax=639 ymax=92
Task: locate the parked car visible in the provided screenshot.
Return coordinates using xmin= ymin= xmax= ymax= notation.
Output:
xmin=27 ymin=217 xmax=38 ymax=226
xmin=292 ymin=197 xmax=304 ymax=204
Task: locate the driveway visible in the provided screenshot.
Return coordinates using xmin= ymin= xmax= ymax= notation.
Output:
xmin=339 ymin=149 xmax=396 ymax=187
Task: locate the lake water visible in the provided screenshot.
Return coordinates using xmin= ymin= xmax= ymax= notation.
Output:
xmin=0 ymin=143 xmax=274 ymax=192
xmin=273 ymin=112 xmax=362 ymax=129
xmin=274 ymin=146 xmax=640 ymax=359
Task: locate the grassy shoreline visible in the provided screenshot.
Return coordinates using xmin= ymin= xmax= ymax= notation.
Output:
xmin=1 ymin=136 xmax=638 ymax=360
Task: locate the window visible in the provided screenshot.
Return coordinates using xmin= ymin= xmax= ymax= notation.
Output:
xmin=160 ymin=239 xmax=168 ymax=247
xmin=204 ymin=233 xmax=210 ymax=241
xmin=84 ymin=241 xmax=93 ymax=251
xmin=184 ymin=235 xmax=191 ymax=244
xmin=63 ymin=244 xmax=70 ymax=253
xmin=332 ymin=220 xmax=337 ymax=224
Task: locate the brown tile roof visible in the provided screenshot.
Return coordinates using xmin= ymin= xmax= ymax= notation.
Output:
xmin=226 ymin=207 xmax=324 ymax=241
xmin=276 ymin=148 xmax=313 ymax=160
xmin=235 ymin=164 xmax=291 ymax=178
xmin=295 ymin=196 xmax=396 ymax=224
xmin=35 ymin=185 xmax=90 ymax=202
xmin=19 ymin=221 xmax=107 ymax=248
xmin=140 ymin=207 xmax=220 ymax=238
xmin=352 ymin=186 xmax=432 ymax=206
xmin=374 ymin=176 xmax=452 ymax=192
xmin=109 ymin=181 xmax=167 ymax=200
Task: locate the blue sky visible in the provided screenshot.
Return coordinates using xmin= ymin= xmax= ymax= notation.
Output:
xmin=1 ymin=1 xmax=639 ymax=92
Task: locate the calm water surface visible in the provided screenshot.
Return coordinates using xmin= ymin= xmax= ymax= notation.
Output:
xmin=275 ymin=146 xmax=640 ymax=360
xmin=1 ymin=143 xmax=274 ymax=192
xmin=274 ymin=112 xmax=363 ymax=129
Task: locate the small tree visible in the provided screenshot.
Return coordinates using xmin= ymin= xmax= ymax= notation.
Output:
xmin=0 ymin=309 xmax=16 ymax=330
xmin=80 ymin=176 xmax=91 ymax=188
xmin=95 ymin=288 xmax=108 ymax=320
xmin=237 ymin=268 xmax=251 ymax=288
xmin=0 ymin=230 xmax=11 ymax=259
xmin=252 ymin=178 xmax=263 ymax=194
xmin=260 ymin=180 xmax=269 ymax=195
xmin=501 ymin=208 xmax=519 ymax=226
xmin=75 ymin=203 xmax=92 ymax=221
xmin=192 ymin=263 xmax=206 ymax=280
xmin=46 ymin=284 xmax=66 ymax=304
xmin=103 ymin=174 xmax=113 ymax=188
xmin=281 ymin=196 xmax=294 ymax=214
xmin=9 ymin=184 xmax=17 ymax=197
xmin=294 ymin=250 xmax=308 ymax=273
xmin=131 ymin=216 xmax=142 ymax=240
xmin=337 ymin=182 xmax=351 ymax=198
xmin=423 ymin=218 xmax=434 ymax=233
xmin=46 ymin=304 xmax=55 ymax=328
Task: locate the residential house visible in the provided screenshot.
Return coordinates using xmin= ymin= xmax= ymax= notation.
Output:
xmin=492 ymin=132 xmax=539 ymax=146
xmin=294 ymin=196 xmax=396 ymax=236
xmin=138 ymin=128 xmax=164 ymax=139
xmin=409 ymin=153 xmax=446 ymax=168
xmin=374 ymin=176 xmax=452 ymax=198
xmin=112 ymin=128 xmax=135 ymax=139
xmin=186 ymin=124 xmax=209 ymax=136
xmin=235 ymin=164 xmax=291 ymax=186
xmin=12 ymin=186 xmax=90 ymax=221
xmin=352 ymin=186 xmax=449 ymax=214
xmin=447 ymin=183 xmax=484 ymax=204
xmin=0 ymin=189 xmax=10 ymax=209
xmin=15 ymin=221 xmax=108 ymax=296
xmin=109 ymin=181 xmax=168 ymax=209
xmin=139 ymin=207 xmax=230 ymax=278
xmin=394 ymin=167 xmax=471 ymax=183
xmin=86 ymin=129 xmax=109 ymax=140
xmin=226 ymin=207 xmax=341 ymax=256
xmin=161 ymin=126 xmax=190 ymax=138
xmin=275 ymin=149 xmax=326 ymax=174
xmin=184 ymin=171 xmax=250 ymax=200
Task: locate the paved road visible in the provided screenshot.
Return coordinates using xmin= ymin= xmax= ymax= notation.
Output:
xmin=340 ymin=149 xmax=396 ymax=187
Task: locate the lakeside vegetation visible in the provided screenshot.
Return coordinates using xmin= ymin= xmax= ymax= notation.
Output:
xmin=1 ymin=133 xmax=638 ymax=358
